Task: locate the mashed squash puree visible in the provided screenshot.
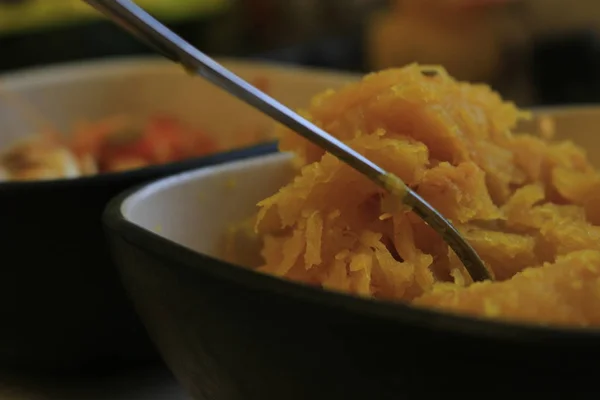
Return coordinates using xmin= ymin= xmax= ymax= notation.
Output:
xmin=246 ymin=64 xmax=600 ymax=328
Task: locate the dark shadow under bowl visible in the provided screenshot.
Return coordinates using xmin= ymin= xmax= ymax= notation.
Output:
xmin=104 ymin=152 xmax=600 ymax=399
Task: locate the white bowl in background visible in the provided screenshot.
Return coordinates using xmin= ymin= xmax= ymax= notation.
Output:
xmin=0 ymin=56 xmax=356 ymax=372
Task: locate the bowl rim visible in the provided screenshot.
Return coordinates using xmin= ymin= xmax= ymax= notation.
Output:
xmin=103 ymin=152 xmax=600 ymax=345
xmin=0 ymin=55 xmax=358 ymax=188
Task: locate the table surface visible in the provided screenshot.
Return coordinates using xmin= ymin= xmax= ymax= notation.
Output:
xmin=0 ymin=366 xmax=189 ymax=400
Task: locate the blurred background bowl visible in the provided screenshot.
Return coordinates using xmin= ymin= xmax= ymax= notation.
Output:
xmin=104 ymin=106 xmax=600 ymax=399
xmin=0 ymin=56 xmax=355 ymax=373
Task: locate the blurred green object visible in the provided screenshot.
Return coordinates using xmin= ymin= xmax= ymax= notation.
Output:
xmin=0 ymin=0 xmax=231 ymax=35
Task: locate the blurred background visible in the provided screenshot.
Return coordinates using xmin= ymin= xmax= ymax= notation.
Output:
xmin=1 ymin=0 xmax=600 ymax=107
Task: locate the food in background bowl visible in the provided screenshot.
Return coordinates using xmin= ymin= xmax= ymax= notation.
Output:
xmin=0 ymin=76 xmax=275 ymax=182
xmin=0 ymin=115 xmax=219 ymax=181
xmin=235 ymin=64 xmax=600 ymax=328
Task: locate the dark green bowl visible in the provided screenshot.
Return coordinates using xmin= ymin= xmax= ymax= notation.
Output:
xmin=104 ymin=151 xmax=600 ymax=399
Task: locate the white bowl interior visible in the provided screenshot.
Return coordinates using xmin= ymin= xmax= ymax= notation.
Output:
xmin=0 ymin=57 xmax=356 ymax=149
xmin=122 ymin=107 xmax=600 ymax=267
xmin=122 ymin=152 xmax=295 ymax=265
